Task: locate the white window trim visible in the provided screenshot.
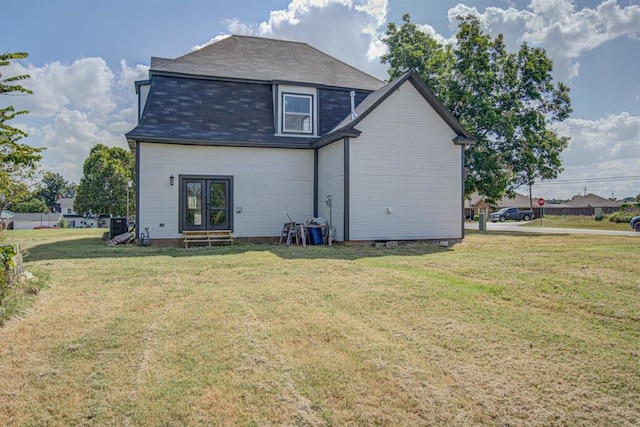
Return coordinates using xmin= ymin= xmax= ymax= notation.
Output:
xmin=282 ymin=93 xmax=313 ymax=134
xmin=275 ymin=85 xmax=318 ymax=137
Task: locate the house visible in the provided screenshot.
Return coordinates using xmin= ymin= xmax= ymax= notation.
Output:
xmin=1 ymin=210 xmax=15 ymax=230
xmin=125 ymin=35 xmax=474 ymax=245
xmin=545 ymin=193 xmax=622 ymax=216
xmin=53 ymin=197 xmax=86 ymax=228
xmin=466 ymin=192 xmax=536 ymax=219
xmin=11 ymin=212 xmax=62 ymax=230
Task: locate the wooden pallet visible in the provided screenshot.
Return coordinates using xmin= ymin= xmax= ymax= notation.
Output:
xmin=183 ymin=230 xmax=233 ymax=248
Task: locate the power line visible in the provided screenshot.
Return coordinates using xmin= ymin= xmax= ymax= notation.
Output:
xmin=534 ymin=175 xmax=640 ymax=186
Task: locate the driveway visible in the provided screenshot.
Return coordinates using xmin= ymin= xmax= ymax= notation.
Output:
xmin=464 ymin=221 xmax=640 ymax=237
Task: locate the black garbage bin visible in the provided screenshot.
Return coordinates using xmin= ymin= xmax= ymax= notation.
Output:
xmin=109 ymin=217 xmax=128 ymax=239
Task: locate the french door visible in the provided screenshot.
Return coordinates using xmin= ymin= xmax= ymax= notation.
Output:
xmin=181 ymin=176 xmax=233 ymax=231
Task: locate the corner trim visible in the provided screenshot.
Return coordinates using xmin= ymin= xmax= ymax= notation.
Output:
xmin=313 ymin=149 xmax=319 ymax=217
xmin=135 ymin=142 xmax=141 ymax=239
xmin=344 ymin=136 xmax=350 ymax=242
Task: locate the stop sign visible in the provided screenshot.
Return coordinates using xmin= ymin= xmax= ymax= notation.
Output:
xmin=537 ymin=197 xmax=545 ymax=206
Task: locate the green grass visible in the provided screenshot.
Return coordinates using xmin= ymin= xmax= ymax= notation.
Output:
xmin=0 ymin=228 xmax=639 ymax=425
xmin=523 ymin=214 xmax=634 ymax=230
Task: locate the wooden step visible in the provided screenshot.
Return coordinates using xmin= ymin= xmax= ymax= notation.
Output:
xmin=183 ymin=230 xmax=233 ymax=248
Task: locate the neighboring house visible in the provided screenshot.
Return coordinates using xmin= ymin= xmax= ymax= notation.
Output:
xmin=12 ymin=212 xmax=62 ymax=230
xmin=466 ymin=192 xmax=537 ymax=219
xmin=545 ymin=193 xmax=622 ymax=216
xmin=126 ymin=35 xmax=474 ymax=245
xmin=54 ymin=197 xmax=85 ymax=228
xmin=1 ymin=210 xmax=15 ymax=230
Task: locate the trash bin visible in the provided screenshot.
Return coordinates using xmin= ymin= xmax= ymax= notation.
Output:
xmin=109 ymin=217 xmax=128 ymax=239
xmin=307 ymin=226 xmax=323 ymax=245
xmin=478 ymin=213 xmax=486 ymax=231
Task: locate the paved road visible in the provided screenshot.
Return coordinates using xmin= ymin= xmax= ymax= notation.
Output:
xmin=464 ymin=221 xmax=640 ymax=237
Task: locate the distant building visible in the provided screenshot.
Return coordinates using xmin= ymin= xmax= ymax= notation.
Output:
xmin=544 ymin=193 xmax=622 ymax=215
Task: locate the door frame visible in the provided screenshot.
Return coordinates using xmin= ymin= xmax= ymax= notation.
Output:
xmin=178 ymin=174 xmax=234 ymax=233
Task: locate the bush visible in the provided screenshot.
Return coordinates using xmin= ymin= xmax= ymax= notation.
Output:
xmin=609 ymin=211 xmax=636 ymax=223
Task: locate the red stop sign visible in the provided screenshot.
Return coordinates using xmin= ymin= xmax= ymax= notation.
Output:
xmin=537 ymin=197 xmax=545 ymax=206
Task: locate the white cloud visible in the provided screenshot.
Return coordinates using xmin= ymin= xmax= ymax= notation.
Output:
xmin=537 ymin=113 xmax=640 ymax=199
xmin=447 ymin=0 xmax=640 ymax=81
xmin=8 ymin=58 xmax=117 ymax=121
xmin=4 ymin=58 xmax=148 ymax=184
xmin=195 ymin=0 xmax=389 ymax=78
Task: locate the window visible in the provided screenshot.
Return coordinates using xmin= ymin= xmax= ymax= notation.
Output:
xmin=282 ymin=93 xmax=313 ymax=134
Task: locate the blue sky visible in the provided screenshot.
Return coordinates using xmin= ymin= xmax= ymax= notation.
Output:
xmin=2 ymin=0 xmax=639 ymax=199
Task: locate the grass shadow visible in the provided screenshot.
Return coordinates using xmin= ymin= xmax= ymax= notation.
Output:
xmin=22 ymin=236 xmax=450 ymax=263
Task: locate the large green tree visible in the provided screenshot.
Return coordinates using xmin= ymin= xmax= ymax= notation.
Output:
xmin=74 ymin=144 xmax=134 ymax=216
xmin=0 ymin=52 xmax=44 ymax=212
xmin=36 ymin=171 xmax=76 ymax=209
xmin=13 ymin=197 xmax=48 ymax=213
xmin=381 ymin=14 xmax=572 ymax=204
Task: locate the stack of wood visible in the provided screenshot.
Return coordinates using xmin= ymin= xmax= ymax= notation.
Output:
xmin=106 ymin=232 xmax=135 ymax=247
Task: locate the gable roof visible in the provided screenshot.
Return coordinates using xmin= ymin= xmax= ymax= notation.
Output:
xmin=313 ymin=71 xmax=475 ymax=148
xmin=151 ymin=35 xmax=384 ymax=91
xmin=565 ymin=193 xmax=622 ymax=208
xmin=466 ymin=192 xmax=533 ymax=209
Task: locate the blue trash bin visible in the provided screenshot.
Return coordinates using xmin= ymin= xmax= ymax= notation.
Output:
xmin=308 ymin=227 xmax=323 ymax=245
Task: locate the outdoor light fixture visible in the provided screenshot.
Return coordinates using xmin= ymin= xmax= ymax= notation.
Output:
xmin=170 ymin=174 xmax=175 ymax=186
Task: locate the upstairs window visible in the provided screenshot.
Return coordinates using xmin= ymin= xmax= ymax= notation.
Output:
xmin=282 ymin=93 xmax=313 ymax=134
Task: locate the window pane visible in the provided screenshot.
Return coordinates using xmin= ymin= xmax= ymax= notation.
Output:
xmin=285 ymin=114 xmax=310 ymax=132
xmin=284 ymin=95 xmax=310 ymax=114
xmin=210 ymin=208 xmax=226 ymax=226
xmin=186 ymin=182 xmax=202 ymax=226
xmin=210 ymin=182 xmax=226 ymax=209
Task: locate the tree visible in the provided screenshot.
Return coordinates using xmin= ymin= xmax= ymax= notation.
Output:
xmin=13 ymin=198 xmax=48 ymax=213
xmin=381 ymin=14 xmax=572 ymax=204
xmin=74 ymin=144 xmax=134 ymax=216
xmin=0 ymin=52 xmax=44 ymax=212
xmin=35 ymin=171 xmax=75 ymax=209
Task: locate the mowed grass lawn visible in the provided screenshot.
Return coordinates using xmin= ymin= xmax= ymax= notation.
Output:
xmin=523 ymin=214 xmax=634 ymax=231
xmin=1 ymin=229 xmax=639 ymax=426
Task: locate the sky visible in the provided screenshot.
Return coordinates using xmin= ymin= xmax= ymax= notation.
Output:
xmin=1 ymin=0 xmax=639 ymax=200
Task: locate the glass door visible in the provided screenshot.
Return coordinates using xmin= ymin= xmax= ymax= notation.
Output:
xmin=181 ymin=176 xmax=233 ymax=231
xmin=208 ymin=180 xmax=230 ymax=230
xmin=185 ymin=179 xmax=205 ymax=230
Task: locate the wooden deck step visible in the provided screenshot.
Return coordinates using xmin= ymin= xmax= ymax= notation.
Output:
xmin=183 ymin=230 xmax=233 ymax=248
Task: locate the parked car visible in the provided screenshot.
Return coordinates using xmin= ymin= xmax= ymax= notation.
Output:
xmin=490 ymin=207 xmax=534 ymax=222
xmin=631 ymin=215 xmax=640 ymax=232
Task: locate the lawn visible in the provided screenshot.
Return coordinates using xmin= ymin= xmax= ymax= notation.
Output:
xmin=523 ymin=214 xmax=634 ymax=231
xmin=1 ymin=229 xmax=639 ymax=426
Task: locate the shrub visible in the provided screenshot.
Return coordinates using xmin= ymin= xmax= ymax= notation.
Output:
xmin=609 ymin=211 xmax=636 ymax=223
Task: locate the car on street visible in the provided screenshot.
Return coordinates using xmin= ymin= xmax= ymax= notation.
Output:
xmin=631 ymin=215 xmax=640 ymax=232
xmin=490 ymin=207 xmax=534 ymax=222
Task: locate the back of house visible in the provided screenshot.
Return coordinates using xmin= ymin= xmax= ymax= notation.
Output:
xmin=126 ymin=35 xmax=474 ymax=245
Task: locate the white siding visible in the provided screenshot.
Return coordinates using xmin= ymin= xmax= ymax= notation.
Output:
xmin=139 ymin=143 xmax=313 ymax=238
xmin=349 ymin=81 xmax=463 ymax=240
xmin=317 ymin=140 xmax=344 ymax=241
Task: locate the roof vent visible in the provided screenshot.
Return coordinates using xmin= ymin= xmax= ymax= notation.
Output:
xmin=350 ymin=91 xmax=358 ymax=121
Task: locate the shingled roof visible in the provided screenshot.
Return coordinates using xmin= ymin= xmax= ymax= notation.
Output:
xmin=150 ymin=35 xmax=385 ymax=91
